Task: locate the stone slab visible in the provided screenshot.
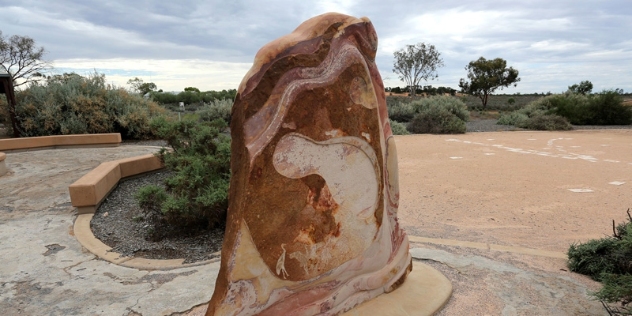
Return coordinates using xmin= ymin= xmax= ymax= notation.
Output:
xmin=408 ymin=236 xmax=567 ymax=259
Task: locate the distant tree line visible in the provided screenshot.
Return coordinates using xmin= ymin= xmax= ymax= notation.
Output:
xmin=385 ymin=85 xmax=457 ymax=96
xmin=149 ymin=89 xmax=237 ymax=105
xmin=126 ymin=77 xmax=236 ymax=106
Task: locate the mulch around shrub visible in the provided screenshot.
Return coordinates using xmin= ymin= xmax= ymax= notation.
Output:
xmin=90 ymin=170 xmax=224 ymax=264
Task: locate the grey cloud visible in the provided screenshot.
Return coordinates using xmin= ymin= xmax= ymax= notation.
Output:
xmin=0 ymin=0 xmax=630 ymax=92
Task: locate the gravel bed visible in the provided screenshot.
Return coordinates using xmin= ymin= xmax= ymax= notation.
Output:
xmin=466 ymin=119 xmax=525 ymax=132
xmin=121 ymin=139 xmax=168 ymax=147
xmin=91 ymin=170 xmax=224 ymax=263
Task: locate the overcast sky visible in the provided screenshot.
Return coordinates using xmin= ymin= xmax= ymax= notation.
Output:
xmin=1 ymin=0 xmax=630 ymax=94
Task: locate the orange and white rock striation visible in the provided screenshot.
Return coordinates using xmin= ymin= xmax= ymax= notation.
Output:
xmin=207 ymin=12 xmax=411 ymax=316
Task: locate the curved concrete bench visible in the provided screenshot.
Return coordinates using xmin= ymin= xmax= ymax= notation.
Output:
xmin=0 ymin=133 xmax=121 ymax=152
xmin=69 ymin=153 xmax=164 ymax=214
xmin=0 ymin=152 xmax=6 ymax=176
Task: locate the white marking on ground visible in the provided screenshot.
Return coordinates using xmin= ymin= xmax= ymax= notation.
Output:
xmin=609 ymin=181 xmax=625 ymax=186
xmin=441 ymin=137 xmax=629 ymax=165
xmin=484 ymin=153 xmax=495 ymax=156
xmin=568 ymin=189 xmax=594 ymax=193
xmin=449 ymin=157 xmax=463 ymax=159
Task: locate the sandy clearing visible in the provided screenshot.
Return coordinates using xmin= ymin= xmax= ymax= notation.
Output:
xmin=396 ymin=129 xmax=632 ymax=253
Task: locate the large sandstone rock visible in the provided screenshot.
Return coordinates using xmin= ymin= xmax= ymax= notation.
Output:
xmin=207 ymin=12 xmax=411 ymax=316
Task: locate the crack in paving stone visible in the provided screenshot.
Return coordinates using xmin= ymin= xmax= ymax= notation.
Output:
xmin=103 ymin=270 xmax=197 ymax=287
xmin=43 ymin=244 xmax=66 ymax=256
xmin=126 ymin=295 xmax=144 ymax=316
xmin=169 ymin=302 xmax=208 ymax=316
xmin=61 ymin=256 xmax=97 ymax=277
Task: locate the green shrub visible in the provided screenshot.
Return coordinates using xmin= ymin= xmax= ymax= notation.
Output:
xmin=388 ymin=101 xmax=416 ymax=122
xmin=136 ymin=116 xmax=231 ymax=239
xmin=409 ymin=95 xmax=469 ymax=122
xmin=587 ymin=90 xmax=632 ymax=125
xmin=512 ymin=91 xmax=632 ymax=126
xmin=522 ymin=114 xmax=572 ymax=131
xmin=595 ymin=274 xmax=632 ymax=315
xmin=497 ymin=111 xmax=529 ymax=126
xmin=196 ymin=98 xmax=233 ymax=124
xmin=548 ymin=94 xmax=592 ymax=125
xmin=407 ymin=107 xmax=466 ymax=134
xmin=568 ymin=209 xmax=632 ymax=314
xmin=135 ymin=184 xmax=168 ymax=220
xmin=14 ymin=72 xmax=165 ymax=139
xmin=390 ymin=120 xmax=410 ymax=135
xmin=403 ymin=96 xmax=468 ymax=134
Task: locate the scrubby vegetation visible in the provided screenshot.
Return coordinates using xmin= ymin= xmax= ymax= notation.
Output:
xmin=135 ymin=116 xmax=231 ymax=240
xmin=150 ymin=88 xmax=236 ymax=109
xmin=498 ymin=90 xmax=632 ymax=130
xmin=387 ymin=95 xmax=469 ymax=134
xmin=196 ymin=98 xmax=233 ymax=123
xmin=568 ymin=209 xmax=632 ymax=315
xmin=460 ymin=93 xmax=544 ymax=111
xmin=389 ymin=120 xmax=410 ymax=135
xmin=4 ymin=72 xmax=165 ymax=139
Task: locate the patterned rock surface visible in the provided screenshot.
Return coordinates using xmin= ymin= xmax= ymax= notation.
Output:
xmin=207 ymin=12 xmax=411 ymax=316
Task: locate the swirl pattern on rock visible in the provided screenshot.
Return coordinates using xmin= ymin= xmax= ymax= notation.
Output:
xmin=207 ymin=12 xmax=411 ymax=316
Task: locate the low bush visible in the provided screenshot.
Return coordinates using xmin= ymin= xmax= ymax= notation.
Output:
xmin=196 ymin=98 xmax=233 ymax=124
xmin=547 ymin=93 xmax=592 ymax=125
xmin=497 ymin=111 xmax=529 ymax=127
xmin=136 ymin=116 xmax=231 ymax=240
xmin=404 ymin=96 xmax=468 ymax=134
xmin=500 ymin=91 xmax=632 ymax=129
xmin=568 ymin=209 xmax=632 ymax=315
xmin=409 ymin=95 xmax=469 ymax=122
xmin=389 ymin=120 xmax=410 ymax=135
xmin=388 ymin=101 xmax=416 ymax=122
xmin=522 ymin=114 xmax=572 ymax=131
xmin=13 ymin=72 xmax=165 ymax=139
xmin=587 ymin=90 xmax=632 ymax=125
xmin=407 ymin=107 xmax=466 ymax=134
xmin=498 ymin=95 xmax=572 ymax=130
